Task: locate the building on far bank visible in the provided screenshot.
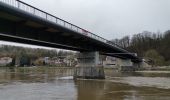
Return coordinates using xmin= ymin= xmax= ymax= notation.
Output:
xmin=103 ymin=56 xmax=117 ymax=68
xmin=38 ymin=56 xmax=77 ymax=67
xmin=0 ymin=57 xmax=12 ymax=66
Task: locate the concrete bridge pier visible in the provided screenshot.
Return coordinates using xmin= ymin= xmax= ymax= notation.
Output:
xmin=117 ymin=58 xmax=143 ymax=71
xmin=117 ymin=58 xmax=134 ymax=72
xmin=133 ymin=62 xmax=142 ymax=70
xmin=74 ymin=51 xmax=105 ymax=79
xmin=133 ymin=60 xmax=149 ymax=70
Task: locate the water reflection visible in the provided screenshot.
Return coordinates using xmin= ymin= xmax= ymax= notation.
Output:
xmin=75 ymin=80 xmax=105 ymax=100
xmin=0 ymin=67 xmax=73 ymax=83
xmin=76 ymin=79 xmax=170 ymax=100
xmin=0 ymin=67 xmax=170 ymax=100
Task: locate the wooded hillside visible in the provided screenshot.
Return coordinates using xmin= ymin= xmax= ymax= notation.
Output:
xmin=112 ymin=30 xmax=170 ymax=66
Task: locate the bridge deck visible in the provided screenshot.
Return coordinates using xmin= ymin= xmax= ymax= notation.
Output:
xmin=0 ymin=0 xmax=141 ymax=62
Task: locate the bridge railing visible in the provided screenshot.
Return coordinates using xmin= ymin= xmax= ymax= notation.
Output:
xmin=0 ymin=0 xmax=124 ymax=49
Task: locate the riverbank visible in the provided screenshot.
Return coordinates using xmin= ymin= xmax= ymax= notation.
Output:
xmin=136 ymin=70 xmax=170 ymax=73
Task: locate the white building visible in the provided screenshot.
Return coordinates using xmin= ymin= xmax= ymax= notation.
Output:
xmin=0 ymin=57 xmax=12 ymax=66
xmin=103 ymin=56 xmax=116 ymax=68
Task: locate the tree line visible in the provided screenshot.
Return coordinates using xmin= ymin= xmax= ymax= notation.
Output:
xmin=112 ymin=30 xmax=170 ymax=66
xmin=0 ymin=45 xmax=74 ymax=66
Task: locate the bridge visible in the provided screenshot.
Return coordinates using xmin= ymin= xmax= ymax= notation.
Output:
xmin=0 ymin=0 xmax=142 ymax=79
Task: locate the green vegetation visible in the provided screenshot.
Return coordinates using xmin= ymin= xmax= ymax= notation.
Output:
xmin=144 ymin=49 xmax=165 ymax=66
xmin=112 ymin=30 xmax=170 ymax=66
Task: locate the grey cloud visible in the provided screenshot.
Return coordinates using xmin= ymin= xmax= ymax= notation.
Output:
xmin=22 ymin=0 xmax=170 ymax=39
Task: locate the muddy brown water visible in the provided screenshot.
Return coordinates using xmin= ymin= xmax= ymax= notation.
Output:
xmin=0 ymin=67 xmax=170 ymax=100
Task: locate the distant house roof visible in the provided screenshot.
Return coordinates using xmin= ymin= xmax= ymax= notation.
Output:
xmin=0 ymin=57 xmax=12 ymax=66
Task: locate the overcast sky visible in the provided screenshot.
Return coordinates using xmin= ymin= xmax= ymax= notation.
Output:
xmin=1 ymin=0 xmax=170 ymax=48
xmin=21 ymin=0 xmax=170 ymax=39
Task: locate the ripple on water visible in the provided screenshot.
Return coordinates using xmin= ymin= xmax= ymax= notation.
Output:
xmin=57 ymin=76 xmax=74 ymax=80
xmin=0 ymin=80 xmax=77 ymax=100
xmin=109 ymin=77 xmax=170 ymax=89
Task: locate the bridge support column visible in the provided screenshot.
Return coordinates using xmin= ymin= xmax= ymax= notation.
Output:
xmin=74 ymin=51 xmax=105 ymax=79
xmin=117 ymin=58 xmax=134 ymax=72
xmin=133 ymin=60 xmax=148 ymax=70
xmin=133 ymin=62 xmax=142 ymax=70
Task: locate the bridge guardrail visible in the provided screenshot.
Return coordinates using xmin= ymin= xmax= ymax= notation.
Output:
xmin=0 ymin=0 xmax=124 ymax=49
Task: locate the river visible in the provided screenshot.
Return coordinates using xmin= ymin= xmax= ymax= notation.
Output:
xmin=0 ymin=67 xmax=170 ymax=100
